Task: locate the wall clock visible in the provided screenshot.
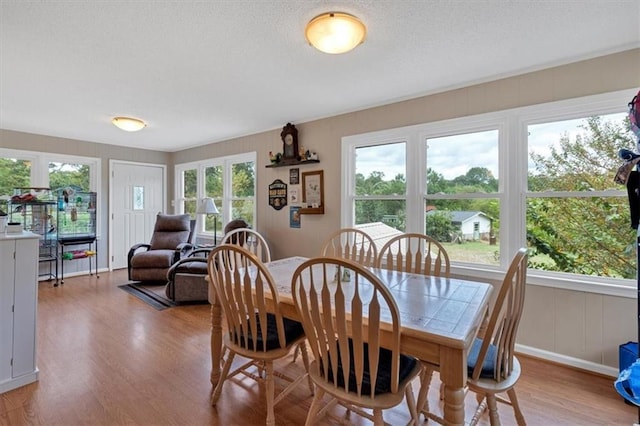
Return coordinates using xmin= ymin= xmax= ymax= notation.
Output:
xmin=280 ymin=123 xmax=299 ymax=162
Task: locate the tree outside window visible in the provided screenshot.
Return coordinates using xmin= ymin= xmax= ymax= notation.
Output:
xmin=527 ymin=114 xmax=632 ymax=278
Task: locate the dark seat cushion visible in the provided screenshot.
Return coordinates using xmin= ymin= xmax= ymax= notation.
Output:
xmin=467 ymin=337 xmax=498 ymax=378
xmin=325 ymin=339 xmax=417 ymax=395
xmin=130 ymin=249 xmax=176 ymax=268
xmin=231 ymin=313 xmax=304 ymax=351
xmin=174 ymin=260 xmax=208 ymax=274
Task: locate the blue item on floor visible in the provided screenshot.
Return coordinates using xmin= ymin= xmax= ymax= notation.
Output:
xmin=618 ymin=342 xmax=639 ymax=406
xmin=616 ymin=358 xmax=640 ymax=407
xmin=621 ymin=342 xmax=639 ymax=371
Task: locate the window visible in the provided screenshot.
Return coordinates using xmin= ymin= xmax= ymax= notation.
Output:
xmin=0 ymin=150 xmax=99 ymax=195
xmin=425 ymin=129 xmax=500 ymax=266
xmin=354 ymin=142 xmax=406 ymax=230
xmin=175 ymin=152 xmax=256 ymax=240
xmin=204 ymin=165 xmax=222 ymax=233
xmin=48 ymin=161 xmax=91 ymax=192
xmin=0 ymin=157 xmax=32 ymax=199
xmin=343 ymin=90 xmax=635 ymax=295
xmin=526 ymin=113 xmax=631 ymax=278
xmin=182 ymin=167 xmax=198 ymax=217
xmin=230 ymin=161 xmax=256 ymax=224
xmin=0 ymin=148 xmax=101 ymax=234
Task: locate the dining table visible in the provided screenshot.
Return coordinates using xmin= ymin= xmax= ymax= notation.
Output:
xmin=207 ymin=256 xmax=492 ymax=425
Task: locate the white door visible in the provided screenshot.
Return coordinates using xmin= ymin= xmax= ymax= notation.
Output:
xmin=109 ymin=161 xmax=166 ymax=270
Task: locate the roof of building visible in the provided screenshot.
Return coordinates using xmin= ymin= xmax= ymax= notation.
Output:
xmin=426 ymin=210 xmax=491 ymax=224
xmin=355 ymin=222 xmax=403 ymax=251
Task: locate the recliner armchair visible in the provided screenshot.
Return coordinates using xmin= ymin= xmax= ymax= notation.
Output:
xmin=163 ymin=218 xmax=251 ymax=303
xmin=127 ymin=214 xmax=195 ymax=283
xmin=164 ymin=248 xmax=210 ymax=302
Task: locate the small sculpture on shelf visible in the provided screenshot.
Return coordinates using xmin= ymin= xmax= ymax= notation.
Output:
xmin=269 ymin=151 xmax=282 ymax=164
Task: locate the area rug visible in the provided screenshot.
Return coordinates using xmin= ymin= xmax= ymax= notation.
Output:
xmin=118 ymin=283 xmax=176 ymax=310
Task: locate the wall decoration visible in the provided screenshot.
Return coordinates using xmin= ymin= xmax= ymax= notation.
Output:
xmin=268 ymin=179 xmax=287 ymax=210
xmin=301 ymin=170 xmax=324 ymax=214
xmin=289 ymin=167 xmax=299 ymax=184
xmin=289 ymin=186 xmax=300 ymax=204
xmin=290 ymin=206 xmax=301 ymax=228
xmin=280 ymin=122 xmax=299 ymax=162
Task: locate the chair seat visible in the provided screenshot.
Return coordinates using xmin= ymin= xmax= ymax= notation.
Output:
xmin=230 ymin=313 xmax=304 ymax=351
xmin=173 ymin=260 xmax=208 ymax=275
xmin=467 ymin=337 xmax=498 ymax=379
xmin=468 ymin=355 xmax=522 ymax=394
xmin=130 ymin=249 xmax=176 ymax=268
xmin=326 ymin=339 xmax=418 ymax=396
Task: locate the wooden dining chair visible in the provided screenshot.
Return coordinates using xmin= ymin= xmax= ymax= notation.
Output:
xmin=207 ymin=244 xmax=313 ymax=426
xmin=220 ymin=227 xmax=271 ymax=263
xmin=420 ymin=248 xmax=529 ymax=425
xmin=376 ymin=233 xmax=450 ymax=277
xmin=291 ymin=256 xmax=422 ymax=426
xmin=466 ymin=247 xmax=528 ymax=425
xmin=293 ymin=227 xmax=378 ymax=364
xmin=377 ymin=233 xmax=451 ymax=422
xmin=320 ymin=227 xmax=378 ymax=267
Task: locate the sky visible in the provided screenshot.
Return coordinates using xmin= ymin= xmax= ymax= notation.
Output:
xmin=355 ymin=112 xmax=629 ymax=181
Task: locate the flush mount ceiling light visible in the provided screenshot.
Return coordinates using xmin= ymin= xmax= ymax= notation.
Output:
xmin=112 ymin=116 xmax=147 ymax=132
xmin=305 ymin=12 xmax=366 ymax=54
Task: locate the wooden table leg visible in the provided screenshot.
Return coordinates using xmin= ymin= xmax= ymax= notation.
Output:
xmin=440 ymin=347 xmax=466 ymax=425
xmin=209 ymin=289 xmax=222 ymax=387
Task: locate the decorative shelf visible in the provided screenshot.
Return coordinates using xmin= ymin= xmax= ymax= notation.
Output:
xmin=265 ymin=159 xmax=319 ymax=168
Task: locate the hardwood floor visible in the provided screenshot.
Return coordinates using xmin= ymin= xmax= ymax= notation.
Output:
xmin=0 ymin=269 xmax=636 ymax=425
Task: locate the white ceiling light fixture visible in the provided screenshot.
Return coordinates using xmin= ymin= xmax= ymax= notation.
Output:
xmin=305 ymin=12 xmax=366 ymax=54
xmin=112 ymin=116 xmax=147 ymax=132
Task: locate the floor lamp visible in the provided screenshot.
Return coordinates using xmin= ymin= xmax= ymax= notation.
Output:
xmin=196 ymin=197 xmax=220 ymax=245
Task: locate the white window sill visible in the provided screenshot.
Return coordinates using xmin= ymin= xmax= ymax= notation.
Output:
xmin=452 ymin=264 xmax=635 ymax=299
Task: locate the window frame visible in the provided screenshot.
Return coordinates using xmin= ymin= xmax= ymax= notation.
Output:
xmin=343 ymin=89 xmax=636 ymax=298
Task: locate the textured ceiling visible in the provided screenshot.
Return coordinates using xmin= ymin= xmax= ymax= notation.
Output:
xmin=1 ymin=1 xmax=639 ymax=152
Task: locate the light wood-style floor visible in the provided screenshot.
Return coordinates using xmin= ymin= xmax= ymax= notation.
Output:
xmin=0 ymin=269 xmax=636 ymax=425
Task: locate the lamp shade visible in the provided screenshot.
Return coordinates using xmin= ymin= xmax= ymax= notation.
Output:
xmin=112 ymin=116 xmax=146 ymax=132
xmin=305 ymin=12 xmax=366 ymax=54
xmin=196 ymin=198 xmax=219 ymax=215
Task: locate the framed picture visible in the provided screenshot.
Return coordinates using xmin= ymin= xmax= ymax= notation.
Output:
xmin=268 ymin=179 xmax=287 ymax=210
xmin=289 ymin=186 xmax=300 ymax=204
xmin=289 ymin=167 xmax=299 ymax=184
xmin=290 ymin=206 xmax=301 ymax=228
xmin=280 ymin=122 xmax=299 ymax=162
xmin=301 ymin=170 xmax=324 ymax=214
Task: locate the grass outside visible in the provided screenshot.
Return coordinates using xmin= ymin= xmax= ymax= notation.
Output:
xmin=441 ymin=240 xmax=500 ymax=266
xmin=442 ymin=239 xmax=557 ymax=270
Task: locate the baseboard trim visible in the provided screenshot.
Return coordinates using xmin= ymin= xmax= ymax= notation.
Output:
xmin=516 ymin=343 xmax=619 ymax=378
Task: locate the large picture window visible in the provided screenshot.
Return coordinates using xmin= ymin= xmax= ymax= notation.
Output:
xmin=343 ymin=90 xmax=635 ymax=294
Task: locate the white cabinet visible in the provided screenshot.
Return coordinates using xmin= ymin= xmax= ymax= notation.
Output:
xmin=0 ymin=232 xmax=39 ymax=393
